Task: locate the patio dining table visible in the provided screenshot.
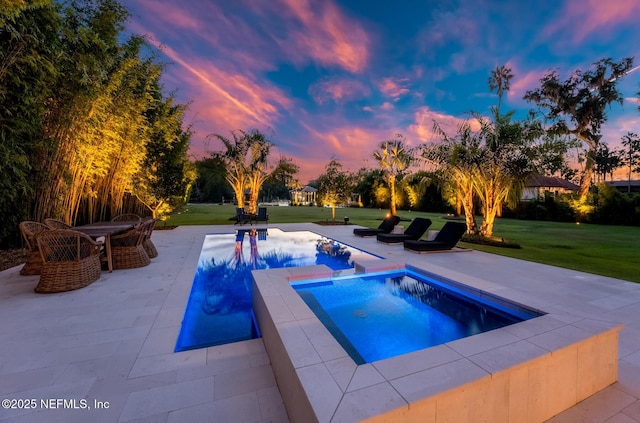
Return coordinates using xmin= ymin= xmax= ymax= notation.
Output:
xmin=75 ymin=222 xmax=137 ymax=272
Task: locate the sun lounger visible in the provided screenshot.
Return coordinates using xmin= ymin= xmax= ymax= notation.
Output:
xmin=403 ymin=221 xmax=467 ymax=252
xmin=353 ymin=215 xmax=401 ymax=237
xmin=376 ymin=218 xmax=432 ymax=244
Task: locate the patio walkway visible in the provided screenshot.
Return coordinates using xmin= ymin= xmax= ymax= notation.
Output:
xmin=0 ymin=223 xmax=639 ymax=422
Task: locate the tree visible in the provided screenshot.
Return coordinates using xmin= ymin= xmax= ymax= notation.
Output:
xmin=372 ymin=135 xmax=412 ymax=216
xmin=211 ymin=129 xmax=273 ymax=215
xmin=471 ymin=109 xmax=542 ymax=237
xmin=488 ymin=64 xmax=513 ymax=116
xmin=316 ymin=158 xmax=353 ymax=221
xmin=426 ymin=65 xmax=545 ymax=238
xmin=621 ymin=132 xmax=640 ymax=193
xmin=524 ymin=57 xmax=634 ymax=201
xmin=594 ymin=142 xmax=623 ymax=183
xmin=134 ymin=91 xmax=195 ymax=218
xmin=424 ymin=121 xmax=480 ymax=234
xmin=262 ymin=155 xmax=299 ymax=201
xmin=192 ymin=156 xmax=232 ymax=202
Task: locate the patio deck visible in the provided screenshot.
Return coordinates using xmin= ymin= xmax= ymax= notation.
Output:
xmin=0 ymin=223 xmax=639 ymax=422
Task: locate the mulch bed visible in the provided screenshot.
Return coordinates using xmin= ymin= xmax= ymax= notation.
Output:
xmin=0 ymin=248 xmax=28 ymax=272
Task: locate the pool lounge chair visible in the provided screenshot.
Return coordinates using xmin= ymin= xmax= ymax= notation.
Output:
xmin=235 ymin=208 xmax=251 ymax=225
xmin=254 ymin=207 xmax=268 ymax=224
xmin=376 ymin=218 xmax=432 ymax=244
xmin=404 ymin=221 xmax=467 ymax=252
xmin=353 ymin=215 xmax=401 ymax=237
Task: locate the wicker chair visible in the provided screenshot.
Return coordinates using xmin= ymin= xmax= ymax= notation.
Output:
xmin=142 ymin=218 xmax=159 ymax=258
xmin=111 ymin=214 xmax=142 ymax=224
xmin=44 ymin=218 xmax=73 ymax=229
xmin=19 ymin=221 xmax=50 ymax=275
xmin=34 ymin=229 xmax=102 ymax=293
xmin=110 ymin=221 xmax=150 ymax=269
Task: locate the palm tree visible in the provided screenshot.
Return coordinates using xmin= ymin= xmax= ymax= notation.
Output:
xmin=211 ymin=130 xmax=249 ymax=210
xmin=373 ymin=135 xmax=412 ymax=216
xmin=211 ymin=129 xmax=273 ymax=214
xmin=488 ymin=65 xmax=513 ymax=116
xmin=427 ymin=122 xmax=480 ymax=235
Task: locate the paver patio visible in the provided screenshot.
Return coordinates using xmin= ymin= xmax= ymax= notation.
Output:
xmin=0 ymin=223 xmax=639 ymax=422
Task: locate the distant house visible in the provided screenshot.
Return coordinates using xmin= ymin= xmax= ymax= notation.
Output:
xmin=521 ymin=175 xmax=579 ymax=201
xmin=607 ymin=180 xmax=640 ymax=193
xmin=290 ymin=186 xmax=317 ymax=205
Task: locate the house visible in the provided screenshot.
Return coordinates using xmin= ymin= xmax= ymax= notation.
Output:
xmin=607 ymin=180 xmax=640 ymax=193
xmin=289 ymin=185 xmax=317 ymax=205
xmin=522 ymin=175 xmax=579 ymax=200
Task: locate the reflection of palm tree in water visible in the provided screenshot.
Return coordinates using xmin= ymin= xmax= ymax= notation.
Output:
xmin=233 ymin=230 xmax=245 ymax=268
xmin=249 ymin=229 xmax=259 ymax=269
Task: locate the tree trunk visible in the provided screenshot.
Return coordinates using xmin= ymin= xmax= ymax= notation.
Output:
xmin=578 ymin=140 xmax=597 ymax=201
xmin=389 ymin=177 xmax=397 ymax=216
xmin=461 ymin=184 xmax=478 ymax=235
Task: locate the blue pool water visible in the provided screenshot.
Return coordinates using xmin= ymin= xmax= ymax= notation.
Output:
xmin=175 ymin=228 xmax=380 ymax=351
xmin=292 ymin=269 xmax=543 ymax=363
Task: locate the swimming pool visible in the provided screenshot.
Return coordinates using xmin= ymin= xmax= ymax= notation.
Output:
xmin=292 ymin=269 xmax=544 ymax=363
xmin=174 ymin=228 xmax=380 ymax=351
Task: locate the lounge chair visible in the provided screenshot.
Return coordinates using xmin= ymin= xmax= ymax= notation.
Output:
xmin=254 ymin=207 xmax=268 ymax=224
xmin=19 ymin=221 xmax=50 ymax=275
xmin=353 ymin=215 xmax=401 ymax=237
xmin=34 ymin=229 xmax=102 ymax=293
xmin=235 ymin=208 xmax=251 ymax=225
xmin=403 ymin=222 xmax=467 ymax=252
xmin=376 ymin=218 xmax=432 ymax=244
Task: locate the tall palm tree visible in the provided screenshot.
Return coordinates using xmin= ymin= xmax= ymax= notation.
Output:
xmin=488 ymin=64 xmax=513 ymax=117
xmin=373 ymin=135 xmax=412 ymax=216
xmin=211 ymin=129 xmax=273 ymax=214
xmin=212 ymin=130 xmax=249 ymax=210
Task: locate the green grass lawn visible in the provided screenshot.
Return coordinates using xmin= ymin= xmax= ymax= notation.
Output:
xmin=163 ymin=204 xmax=640 ymax=283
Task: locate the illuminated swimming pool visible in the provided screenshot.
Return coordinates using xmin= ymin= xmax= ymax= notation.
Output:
xmin=292 ymin=269 xmax=544 ymax=363
xmin=175 ymin=228 xmax=380 ymax=351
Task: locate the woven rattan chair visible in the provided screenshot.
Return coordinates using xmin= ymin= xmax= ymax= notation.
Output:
xmin=34 ymin=229 xmax=102 ymax=293
xmin=142 ymin=218 xmax=158 ymax=258
xmin=110 ymin=222 xmax=150 ymax=269
xmin=44 ymin=218 xmax=73 ymax=229
xmin=111 ymin=214 xmax=142 ymax=224
xmin=19 ymin=221 xmax=50 ymax=275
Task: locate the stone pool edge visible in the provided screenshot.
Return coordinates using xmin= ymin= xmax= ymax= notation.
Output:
xmin=252 ymin=259 xmax=622 ymax=423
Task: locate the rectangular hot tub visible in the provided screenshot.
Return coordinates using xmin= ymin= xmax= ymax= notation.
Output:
xmin=252 ymin=260 xmax=621 ymax=423
xmin=292 ymin=269 xmax=543 ymax=364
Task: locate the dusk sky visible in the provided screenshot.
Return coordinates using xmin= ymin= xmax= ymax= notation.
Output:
xmin=124 ymin=0 xmax=640 ymax=183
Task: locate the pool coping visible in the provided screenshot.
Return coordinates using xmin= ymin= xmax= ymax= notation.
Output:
xmin=252 ymin=257 xmax=622 ymax=423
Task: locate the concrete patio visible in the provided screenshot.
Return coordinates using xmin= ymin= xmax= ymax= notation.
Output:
xmin=0 ymin=223 xmax=639 ymax=422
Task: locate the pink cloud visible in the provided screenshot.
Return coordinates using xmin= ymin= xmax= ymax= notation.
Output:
xmin=308 ymin=78 xmax=370 ymax=105
xmin=542 ymin=0 xmax=640 ymax=43
xmin=277 ymin=0 xmax=369 ymax=73
xmin=129 ymin=0 xmax=201 ymax=31
xmin=378 ymin=77 xmax=410 ymax=100
xmin=508 ymin=67 xmax=548 ymax=102
xmin=380 ymin=102 xmax=394 ymax=111
xmin=408 ymin=107 xmax=481 ymax=143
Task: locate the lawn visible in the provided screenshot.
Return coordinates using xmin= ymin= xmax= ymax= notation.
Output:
xmin=164 ymin=204 xmax=640 ymax=283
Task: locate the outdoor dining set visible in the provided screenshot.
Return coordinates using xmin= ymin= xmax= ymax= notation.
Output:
xmin=18 ymin=214 xmax=159 ymax=294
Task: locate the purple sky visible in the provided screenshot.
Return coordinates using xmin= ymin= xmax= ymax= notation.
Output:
xmin=125 ymin=0 xmax=640 ymax=183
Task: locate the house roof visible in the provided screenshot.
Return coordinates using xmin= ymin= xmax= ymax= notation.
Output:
xmin=608 ymin=180 xmax=640 ymax=187
xmin=291 ymin=185 xmax=317 ymax=193
xmin=525 ymin=175 xmax=579 ymax=190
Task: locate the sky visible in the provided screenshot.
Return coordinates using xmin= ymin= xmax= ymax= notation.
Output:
xmin=124 ymin=0 xmax=640 ymax=184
